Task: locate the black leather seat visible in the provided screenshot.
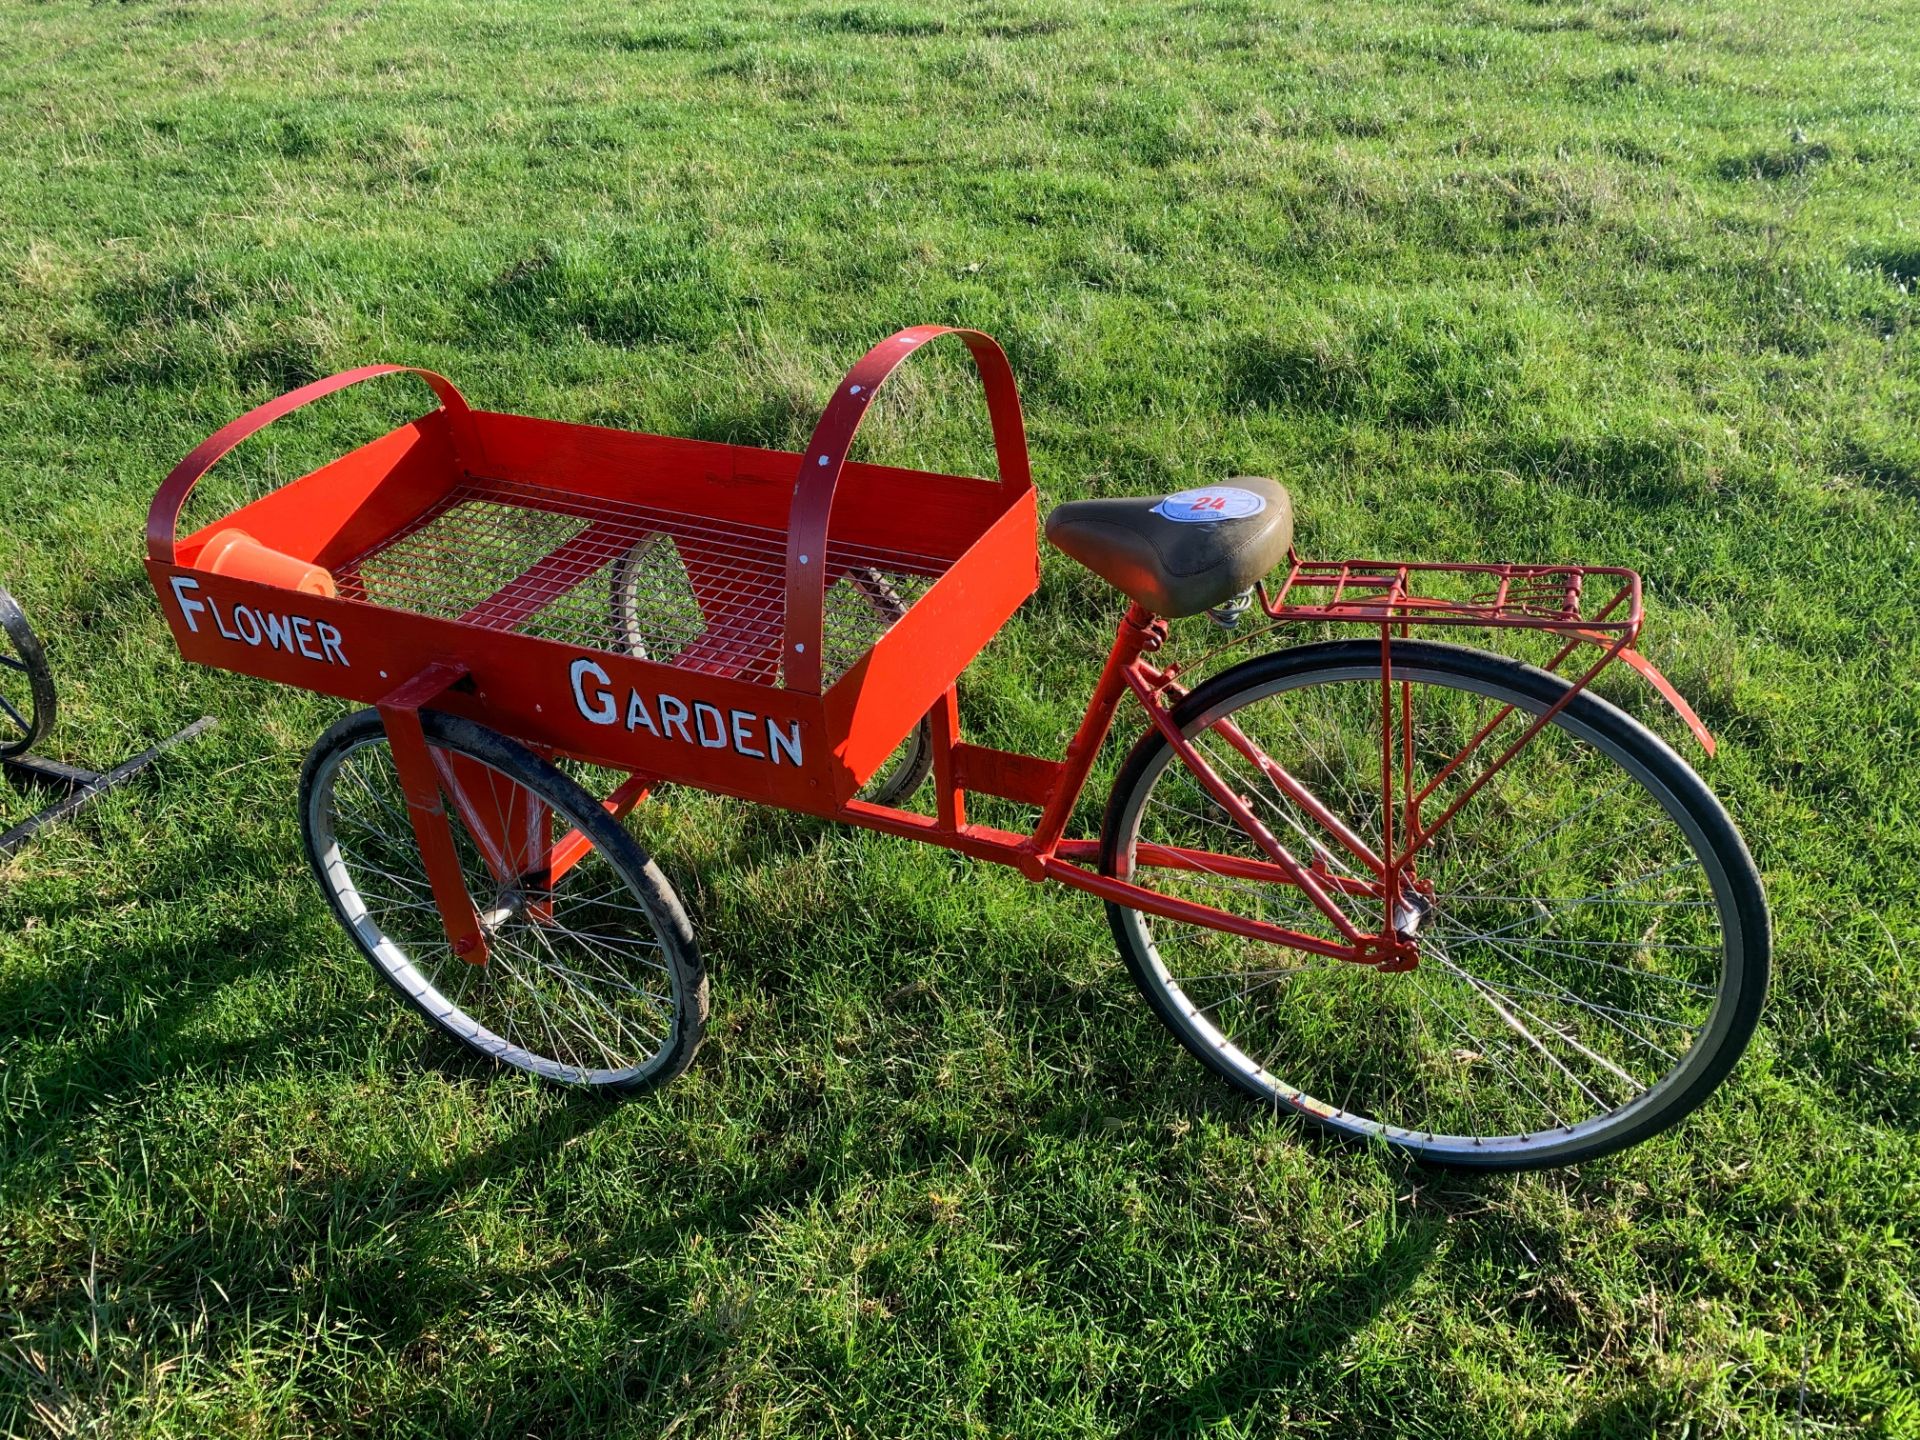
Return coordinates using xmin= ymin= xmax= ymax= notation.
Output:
xmin=1044 ymin=478 xmax=1295 ymax=618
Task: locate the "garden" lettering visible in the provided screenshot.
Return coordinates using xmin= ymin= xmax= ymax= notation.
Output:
xmin=569 ymin=658 xmax=802 ymax=765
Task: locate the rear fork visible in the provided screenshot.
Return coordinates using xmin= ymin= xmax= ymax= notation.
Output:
xmin=1124 ymin=616 xmax=1435 ymax=974
xmin=1130 ymin=566 xmax=1716 ymax=974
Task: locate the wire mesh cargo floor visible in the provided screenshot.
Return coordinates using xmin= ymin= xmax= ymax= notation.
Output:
xmin=338 ymin=476 xmax=944 ymax=687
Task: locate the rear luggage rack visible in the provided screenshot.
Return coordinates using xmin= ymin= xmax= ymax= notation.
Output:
xmin=1262 ymin=559 xmax=1642 ymax=639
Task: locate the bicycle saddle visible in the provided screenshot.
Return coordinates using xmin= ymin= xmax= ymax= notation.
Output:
xmin=1044 ymin=478 xmax=1295 ymax=618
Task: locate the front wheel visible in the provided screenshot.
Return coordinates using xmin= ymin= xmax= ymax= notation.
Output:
xmin=1101 ymin=639 xmax=1768 ymax=1169
xmin=300 ymin=709 xmax=708 ymax=1093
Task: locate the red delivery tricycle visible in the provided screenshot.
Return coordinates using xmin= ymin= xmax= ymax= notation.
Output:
xmin=147 ymin=325 xmax=1768 ymax=1170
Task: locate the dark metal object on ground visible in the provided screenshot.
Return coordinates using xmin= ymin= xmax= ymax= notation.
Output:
xmin=2 ymin=718 xmax=217 ymax=858
xmin=0 ymin=586 xmax=56 ymax=758
xmin=0 ymin=585 xmax=214 ymax=857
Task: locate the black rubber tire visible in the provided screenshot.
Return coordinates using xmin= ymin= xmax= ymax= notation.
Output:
xmin=299 ymin=708 xmax=707 ymax=1094
xmin=608 ymin=539 xmax=931 ymax=805
xmin=0 ymin=586 xmax=57 ymax=760
xmin=1100 ymin=638 xmax=1770 ymax=1170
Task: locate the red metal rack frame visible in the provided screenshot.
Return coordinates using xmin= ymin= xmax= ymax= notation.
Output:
xmin=1257 ymin=556 xmax=1712 ymax=758
xmin=816 ymin=562 xmax=1713 ymax=975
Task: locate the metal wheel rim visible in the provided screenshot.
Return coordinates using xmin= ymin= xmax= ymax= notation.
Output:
xmin=0 ymin=588 xmax=54 ymax=758
xmin=1113 ymin=658 xmax=1750 ymax=1164
xmin=306 ymin=731 xmax=680 ymax=1086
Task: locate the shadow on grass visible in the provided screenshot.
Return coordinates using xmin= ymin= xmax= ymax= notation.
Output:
xmin=1118 ymin=1219 xmax=1444 ymax=1435
xmin=1 ymin=836 xmax=858 ymax=1410
xmin=12 ymin=1099 xmax=847 ymax=1431
xmin=0 ymin=908 xmax=332 ymax=1173
xmin=4 ymin=779 xmax=1501 ymax=1435
xmin=1566 ymin=1384 xmax=1673 ymax=1436
xmin=0 ymin=847 xmax=614 ymax=1220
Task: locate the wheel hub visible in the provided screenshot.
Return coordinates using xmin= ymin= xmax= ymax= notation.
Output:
xmin=1392 ymin=889 xmax=1434 ymax=940
xmin=479 ymin=889 xmax=524 ymax=932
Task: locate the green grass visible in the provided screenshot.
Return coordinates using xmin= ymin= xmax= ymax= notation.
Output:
xmin=2 ymin=0 xmax=1918 ymax=1433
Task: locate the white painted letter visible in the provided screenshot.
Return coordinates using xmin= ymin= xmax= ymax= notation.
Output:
xmin=730 ymin=709 xmax=765 ymax=759
xmin=658 ymin=695 xmax=693 ymax=743
xmin=169 ymin=575 xmax=206 ymax=634
xmin=693 ymin=702 xmax=727 ymax=748
xmin=291 ymin=616 xmax=323 ymax=661
xmin=766 ymin=718 xmax=803 ymax=767
xmin=625 ymin=689 xmax=659 ymax=736
xmin=571 ymin=658 xmax=616 ymax=725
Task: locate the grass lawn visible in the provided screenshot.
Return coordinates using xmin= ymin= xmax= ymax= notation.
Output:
xmin=2 ymin=0 xmax=1918 ymax=1433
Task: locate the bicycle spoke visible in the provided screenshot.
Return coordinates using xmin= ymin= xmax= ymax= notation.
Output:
xmin=1429 ymin=954 xmax=1612 ymax=1115
xmin=519 ymin=923 xmax=660 ymax=1064
xmin=1433 ymin=926 xmax=1686 ymax=1057
xmin=1407 ymin=967 xmax=1570 ymax=1131
xmin=1427 ymin=924 xmax=1717 ymax=990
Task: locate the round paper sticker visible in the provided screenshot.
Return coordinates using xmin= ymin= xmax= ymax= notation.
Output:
xmin=1153 ymin=487 xmax=1267 ymax=523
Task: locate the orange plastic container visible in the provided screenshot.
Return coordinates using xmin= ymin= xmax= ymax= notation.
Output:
xmin=197 ymin=528 xmax=338 ymax=598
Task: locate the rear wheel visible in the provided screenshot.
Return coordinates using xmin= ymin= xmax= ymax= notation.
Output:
xmin=0 ymin=587 xmax=55 ymax=760
xmin=300 ymin=709 xmax=707 ymax=1093
xmin=1101 ymin=640 xmax=1768 ymax=1169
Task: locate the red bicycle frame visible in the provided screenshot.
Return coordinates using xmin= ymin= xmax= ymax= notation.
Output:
xmin=369 ymin=572 xmax=1709 ymax=975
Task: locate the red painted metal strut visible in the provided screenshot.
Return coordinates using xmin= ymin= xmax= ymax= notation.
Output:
xmin=376 ymin=663 xmax=489 ymax=965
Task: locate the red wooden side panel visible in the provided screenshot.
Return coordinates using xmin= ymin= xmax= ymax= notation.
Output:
xmin=175 ymin=411 xmax=462 ymax=570
xmin=472 ymin=413 xmax=799 ymax=530
xmin=468 ymin=412 xmax=1011 ymax=565
xmin=823 ymin=487 xmax=1040 ymax=800
xmin=148 ymin=560 xmax=839 ymax=812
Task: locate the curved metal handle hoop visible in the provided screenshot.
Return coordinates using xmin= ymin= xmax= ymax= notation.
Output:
xmin=781 ymin=326 xmax=1033 ymax=694
xmin=146 ymin=364 xmax=475 ymax=564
